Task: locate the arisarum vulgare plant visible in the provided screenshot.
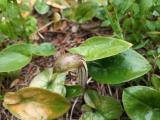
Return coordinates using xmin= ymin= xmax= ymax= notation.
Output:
xmin=2 ymin=36 xmax=152 ymax=120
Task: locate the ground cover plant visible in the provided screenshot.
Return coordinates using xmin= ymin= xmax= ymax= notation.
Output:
xmin=0 ymin=0 xmax=160 ymax=120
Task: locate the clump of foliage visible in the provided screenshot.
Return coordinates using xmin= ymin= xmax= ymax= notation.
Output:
xmin=0 ymin=0 xmax=37 ymax=41
xmin=2 ymin=36 xmax=152 ymax=119
xmin=64 ymin=0 xmax=160 ymax=45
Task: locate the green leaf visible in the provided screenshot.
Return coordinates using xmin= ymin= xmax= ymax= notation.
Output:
xmin=81 ymin=104 xmax=93 ymax=112
xmin=31 ymin=43 xmax=56 ymax=56
xmin=35 ymin=0 xmax=50 ymax=14
xmin=4 ymin=43 xmax=56 ymax=57
xmin=0 ymin=33 xmax=7 ymax=42
xmin=3 ymin=87 xmax=70 ymax=120
xmin=151 ymin=74 xmax=160 ymax=91
xmin=122 ymin=86 xmax=160 ymax=120
xmin=0 ymin=52 xmax=31 ymax=72
xmin=98 ymin=96 xmax=123 ymax=119
xmin=30 ymin=68 xmax=67 ymax=96
xmin=2 ymin=43 xmax=32 ymax=56
xmin=24 ymin=16 xmax=37 ymax=36
xmin=69 ymin=2 xmax=99 ymax=23
xmin=139 ymin=0 xmax=153 ymax=13
xmin=80 ymin=112 xmax=105 ymax=120
xmin=69 ymin=36 xmax=132 ymax=61
xmin=84 ymin=90 xmax=101 ymax=109
xmin=84 ymin=90 xmax=122 ymax=120
xmin=88 ymin=49 xmax=151 ymax=84
xmin=66 ymin=85 xmax=83 ymax=99
xmin=111 ymin=0 xmax=134 ymax=15
xmin=0 ymin=44 xmax=33 ymax=72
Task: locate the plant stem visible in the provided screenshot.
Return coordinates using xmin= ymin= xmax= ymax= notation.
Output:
xmin=0 ymin=95 xmax=4 ymax=100
xmin=105 ymin=6 xmax=124 ymax=39
xmin=15 ymin=1 xmax=29 ymax=42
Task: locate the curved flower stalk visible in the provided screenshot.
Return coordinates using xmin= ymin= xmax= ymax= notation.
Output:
xmin=54 ymin=53 xmax=88 ymax=88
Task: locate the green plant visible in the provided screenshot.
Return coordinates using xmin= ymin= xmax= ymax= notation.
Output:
xmin=63 ymin=0 xmax=160 ymax=44
xmin=0 ymin=0 xmax=37 ymax=41
xmin=81 ymin=89 xmax=123 ymax=120
xmin=0 ymin=43 xmax=56 ymax=72
xmin=2 ymin=36 xmax=152 ymax=119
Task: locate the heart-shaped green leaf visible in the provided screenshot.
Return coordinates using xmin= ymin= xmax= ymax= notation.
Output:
xmin=88 ymin=49 xmax=151 ymax=84
xmin=31 ymin=43 xmax=56 ymax=56
xmin=30 ymin=68 xmax=67 ymax=96
xmin=2 ymin=43 xmax=32 ymax=56
xmin=0 ymin=43 xmax=55 ymax=72
xmin=0 ymin=44 xmax=32 ymax=72
xmin=0 ymin=52 xmax=31 ymax=72
xmin=98 ymin=96 xmax=123 ymax=119
xmin=84 ymin=90 xmax=122 ymax=119
xmin=122 ymin=86 xmax=160 ymax=120
xmin=3 ymin=87 xmax=70 ymax=120
xmin=69 ymin=36 xmax=132 ymax=61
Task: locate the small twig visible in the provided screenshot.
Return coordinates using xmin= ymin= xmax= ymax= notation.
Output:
xmin=37 ymin=21 xmax=54 ymax=32
xmin=37 ymin=32 xmax=45 ymax=40
xmin=66 ymin=112 xmax=69 ymax=120
xmin=115 ymin=88 xmax=119 ymax=100
xmin=152 ymin=55 xmax=160 ymax=73
xmin=107 ymin=85 xmax=113 ymax=96
xmin=86 ymin=77 xmax=92 ymax=84
xmin=147 ymin=31 xmax=160 ymax=35
xmin=69 ymin=97 xmax=79 ymax=120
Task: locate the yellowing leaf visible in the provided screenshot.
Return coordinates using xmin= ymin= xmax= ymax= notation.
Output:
xmin=19 ymin=0 xmax=37 ymax=18
xmin=3 ymin=87 xmax=70 ymax=120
